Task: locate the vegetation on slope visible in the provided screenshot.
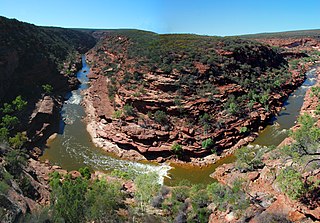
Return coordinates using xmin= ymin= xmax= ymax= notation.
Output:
xmin=0 ymin=16 xmax=96 ymax=102
xmin=241 ymin=29 xmax=320 ymax=39
xmin=88 ymin=29 xmax=305 ymax=158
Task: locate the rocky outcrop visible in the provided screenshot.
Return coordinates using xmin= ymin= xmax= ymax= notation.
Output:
xmin=82 ymin=36 xmax=308 ymax=163
xmin=26 ymin=96 xmax=62 ymax=151
xmin=209 ymin=66 xmax=320 ymax=222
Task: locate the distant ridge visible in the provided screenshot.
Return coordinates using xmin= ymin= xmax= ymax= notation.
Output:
xmin=240 ymin=29 xmax=320 ymax=39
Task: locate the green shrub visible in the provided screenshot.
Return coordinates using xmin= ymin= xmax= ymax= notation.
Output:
xmin=4 ymin=150 xmax=26 ymax=177
xmin=199 ymin=113 xmax=211 ymax=132
xmin=112 ymin=110 xmax=122 ymax=119
xmin=206 ymin=181 xmax=249 ymax=212
xmin=235 ymin=146 xmax=264 ymax=172
xmin=111 ymin=169 xmax=136 ymax=180
xmin=9 ymin=132 xmax=27 ymax=149
xmin=85 ymin=180 xmax=123 ymax=221
xmin=154 ymin=110 xmax=168 ymax=125
xmin=171 ymin=186 xmax=190 ymax=202
xmin=134 ymin=173 xmax=160 ymax=210
xmin=239 ymin=126 xmax=248 ymax=133
xmin=12 ymin=96 xmax=27 ymax=111
xmin=79 ymin=167 xmax=91 ymax=180
xmin=1 ymin=115 xmax=19 ymax=129
xmin=123 ymin=104 xmax=135 ymax=117
xmin=277 ymin=167 xmax=306 ymax=200
xmin=228 ymin=102 xmax=238 ymax=115
xmin=171 ymin=143 xmax=183 ymax=155
xmin=51 ymin=175 xmax=88 ymax=223
xmin=202 ymin=138 xmax=214 ymax=150
xmin=0 ymin=127 xmax=9 ymax=142
xmin=0 ymin=180 xmax=9 ymax=194
xmin=42 ymin=84 xmax=53 ymax=94
xmin=1 ymin=103 xmax=14 ymax=114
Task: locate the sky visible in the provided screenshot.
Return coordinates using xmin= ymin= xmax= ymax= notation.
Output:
xmin=1 ymin=0 xmax=320 ymax=36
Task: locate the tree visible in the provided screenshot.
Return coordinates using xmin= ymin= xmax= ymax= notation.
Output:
xmin=1 ymin=115 xmax=19 ymax=130
xmin=134 ymin=173 xmax=160 ymax=211
xmin=235 ymin=146 xmax=264 ymax=172
xmin=12 ymin=95 xmax=27 ymax=111
xmin=51 ymin=175 xmax=88 ymax=223
xmin=9 ymin=132 xmax=27 ymax=149
xmin=85 ymin=180 xmax=123 ymax=222
xmin=283 ymin=114 xmax=320 ymax=170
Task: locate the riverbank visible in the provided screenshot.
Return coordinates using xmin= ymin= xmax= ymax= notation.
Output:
xmin=209 ymin=66 xmax=320 ymax=222
xmin=81 ymin=57 xmax=307 ymax=166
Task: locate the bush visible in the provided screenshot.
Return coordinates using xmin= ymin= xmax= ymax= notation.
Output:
xmin=171 ymin=143 xmax=183 ymax=155
xmin=235 ymin=146 xmax=264 ymax=172
xmin=123 ymin=104 xmax=135 ymax=117
xmin=42 ymin=84 xmax=53 ymax=94
xmin=190 ymin=184 xmax=209 ymax=209
xmin=9 ymin=132 xmax=27 ymax=149
xmin=1 ymin=103 xmax=13 ymax=114
xmin=228 ymin=102 xmax=238 ymax=115
xmin=111 ymin=169 xmax=136 ymax=180
xmin=85 ymin=180 xmax=123 ymax=221
xmin=4 ymin=150 xmax=26 ymax=176
xmin=202 ymin=138 xmax=214 ymax=150
xmin=0 ymin=127 xmax=9 ymax=142
xmin=79 ymin=167 xmax=91 ymax=180
xmin=199 ymin=113 xmax=211 ymax=132
xmin=276 ymin=167 xmax=306 ymax=200
xmin=206 ymin=181 xmax=249 ymax=213
xmin=134 ymin=173 xmax=160 ymax=210
xmin=154 ymin=110 xmax=168 ymax=125
xmin=239 ymin=126 xmax=248 ymax=133
xmin=12 ymin=96 xmax=27 ymax=111
xmin=171 ymin=186 xmax=190 ymax=202
xmin=112 ymin=110 xmax=122 ymax=119
xmin=1 ymin=115 xmax=19 ymax=129
xmin=51 ymin=176 xmax=88 ymax=222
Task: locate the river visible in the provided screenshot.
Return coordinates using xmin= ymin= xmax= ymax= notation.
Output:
xmin=41 ymin=57 xmax=318 ymax=186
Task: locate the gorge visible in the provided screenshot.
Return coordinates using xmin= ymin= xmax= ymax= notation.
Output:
xmin=0 ymin=16 xmax=320 ymax=222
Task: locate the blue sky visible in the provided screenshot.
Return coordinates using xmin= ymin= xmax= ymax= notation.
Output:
xmin=1 ymin=0 xmax=320 ymax=36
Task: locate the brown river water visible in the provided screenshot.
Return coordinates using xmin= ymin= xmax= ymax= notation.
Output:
xmin=41 ymin=57 xmax=318 ymax=185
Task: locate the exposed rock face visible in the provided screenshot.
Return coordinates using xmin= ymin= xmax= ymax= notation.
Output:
xmin=26 ymin=96 xmax=62 ymax=150
xmin=0 ymin=17 xmax=96 ymax=221
xmin=0 ymin=158 xmax=52 ymax=223
xmin=82 ymin=31 xmax=310 ymax=163
xmin=209 ymin=66 xmax=320 ymax=222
